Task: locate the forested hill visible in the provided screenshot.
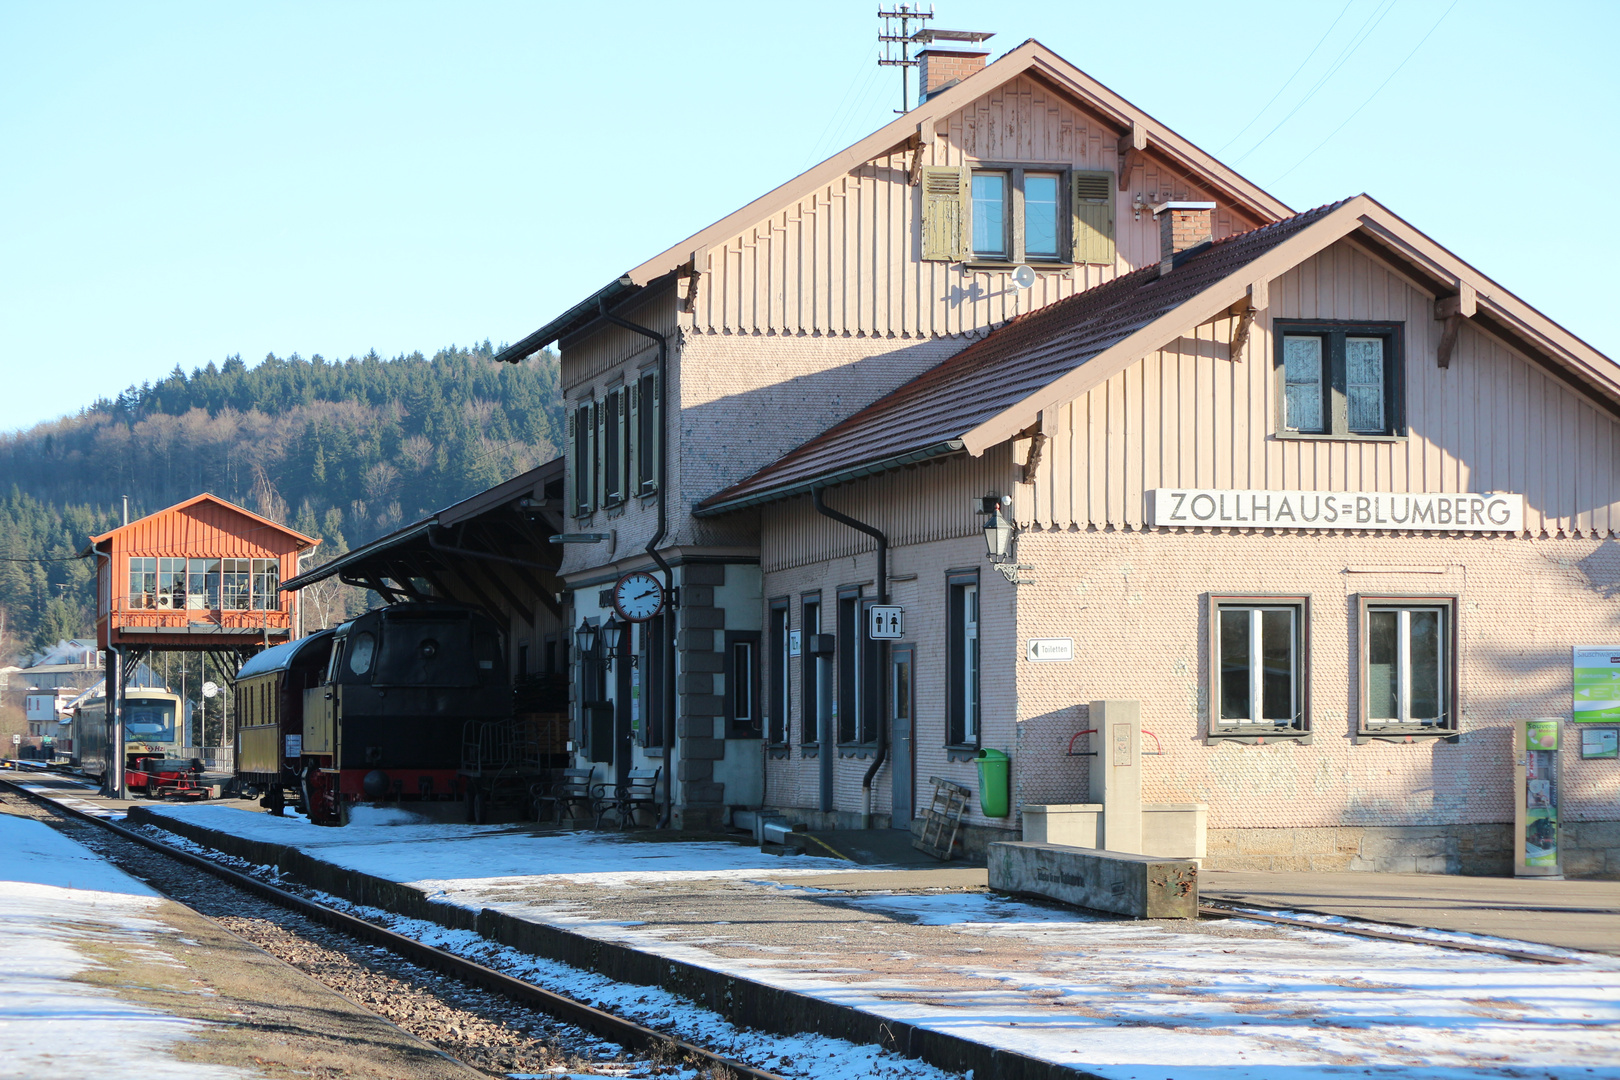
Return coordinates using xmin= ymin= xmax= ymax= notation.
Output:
xmin=0 ymin=344 xmax=563 ymax=653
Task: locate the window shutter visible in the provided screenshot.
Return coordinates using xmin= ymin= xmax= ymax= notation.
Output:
xmin=593 ymin=398 xmax=605 ymax=511
xmin=921 ymin=166 xmax=968 ymax=261
xmin=1071 ymin=170 xmax=1115 ymax=265
xmin=627 ymin=379 xmax=640 ymax=492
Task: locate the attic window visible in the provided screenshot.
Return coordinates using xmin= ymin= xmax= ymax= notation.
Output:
xmin=1276 ymin=321 xmax=1405 ymax=440
xmin=922 ymin=166 xmax=1115 ymax=265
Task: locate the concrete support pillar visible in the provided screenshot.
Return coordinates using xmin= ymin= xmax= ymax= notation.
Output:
xmin=1089 ymin=700 xmax=1142 ymax=855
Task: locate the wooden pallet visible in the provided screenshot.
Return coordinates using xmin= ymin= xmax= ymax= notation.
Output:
xmin=913 ymin=776 xmax=972 ymax=861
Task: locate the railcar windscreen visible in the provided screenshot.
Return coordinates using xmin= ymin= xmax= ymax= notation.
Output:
xmin=375 ymin=617 xmax=477 ymax=686
xmin=124 ymin=701 xmax=177 ymax=741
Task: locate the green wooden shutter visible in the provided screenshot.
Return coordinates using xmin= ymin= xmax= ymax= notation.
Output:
xmin=592 ymin=398 xmax=604 ymax=511
xmin=1071 ymin=170 xmax=1115 ymax=266
xmin=921 ymin=166 xmax=968 ymax=261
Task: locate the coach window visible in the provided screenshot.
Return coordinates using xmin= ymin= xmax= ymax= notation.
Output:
xmin=947 ymin=570 xmax=981 ymax=755
xmin=1358 ymin=596 xmax=1458 ymax=741
xmin=1209 ymin=594 xmax=1310 ymax=740
xmin=1276 ymin=321 xmax=1404 ymax=439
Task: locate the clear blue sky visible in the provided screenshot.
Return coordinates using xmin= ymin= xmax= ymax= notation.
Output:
xmin=2 ymin=0 xmax=1613 ymax=434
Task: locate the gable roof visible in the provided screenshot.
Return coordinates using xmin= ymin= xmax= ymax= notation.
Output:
xmin=495 ymin=38 xmax=1294 ymax=363
xmin=696 ymin=194 xmax=1620 ymax=516
xmin=82 ymin=493 xmax=319 ymax=555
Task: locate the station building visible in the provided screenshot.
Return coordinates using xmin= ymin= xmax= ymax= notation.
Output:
xmin=496 ymin=40 xmax=1620 ymax=873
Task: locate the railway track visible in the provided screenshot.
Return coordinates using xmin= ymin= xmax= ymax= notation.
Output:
xmin=1 ymin=773 xmax=791 ymax=1080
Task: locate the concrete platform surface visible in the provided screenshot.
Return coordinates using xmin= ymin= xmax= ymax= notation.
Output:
xmin=1204 ymin=869 xmax=1620 ymax=955
xmin=125 ymin=804 xmax=1620 ymax=1078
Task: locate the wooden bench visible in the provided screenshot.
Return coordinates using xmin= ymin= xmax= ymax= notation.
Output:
xmin=531 ymin=767 xmax=601 ymax=826
xmin=596 ymin=767 xmax=662 ymax=829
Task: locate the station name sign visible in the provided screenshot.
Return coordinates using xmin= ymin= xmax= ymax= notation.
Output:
xmin=1146 ymin=489 xmax=1524 ymax=532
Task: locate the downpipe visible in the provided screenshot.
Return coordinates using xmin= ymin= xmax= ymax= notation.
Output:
xmin=596 ymin=293 xmax=676 ymax=828
xmin=811 ymin=487 xmax=887 ymax=829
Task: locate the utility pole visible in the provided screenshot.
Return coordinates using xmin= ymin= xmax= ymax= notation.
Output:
xmin=878 ymin=5 xmax=932 ymax=114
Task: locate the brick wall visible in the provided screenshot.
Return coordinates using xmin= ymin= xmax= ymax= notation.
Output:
xmin=918 ymin=49 xmax=988 ymax=101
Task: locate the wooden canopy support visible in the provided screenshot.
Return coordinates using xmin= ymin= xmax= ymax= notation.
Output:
xmin=1435 ymin=282 xmax=1477 ymax=368
xmin=1228 ymin=280 xmax=1269 ymax=362
xmin=1117 ymin=121 xmax=1147 ymax=190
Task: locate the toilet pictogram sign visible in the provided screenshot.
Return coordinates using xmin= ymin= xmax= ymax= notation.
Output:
xmin=868 ymin=605 xmax=904 ymax=640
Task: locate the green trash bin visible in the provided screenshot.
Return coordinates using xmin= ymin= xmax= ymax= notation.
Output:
xmin=976 ymin=748 xmax=1010 ymax=817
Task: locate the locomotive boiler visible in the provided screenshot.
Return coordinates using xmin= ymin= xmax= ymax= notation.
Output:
xmin=234 ymin=603 xmax=509 ymax=825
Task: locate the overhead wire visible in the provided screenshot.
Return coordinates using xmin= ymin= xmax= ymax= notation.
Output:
xmin=1270 ymin=0 xmax=1461 ymax=184
xmin=1231 ymin=0 xmax=1402 ymax=165
xmin=1215 ymin=0 xmax=1357 ymax=155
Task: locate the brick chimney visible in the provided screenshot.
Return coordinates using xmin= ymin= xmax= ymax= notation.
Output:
xmin=918 ymin=48 xmax=989 ymax=102
xmin=1153 ymin=201 xmax=1215 ymax=276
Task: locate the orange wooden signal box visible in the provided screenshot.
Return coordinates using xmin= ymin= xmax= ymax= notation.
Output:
xmin=85 ymin=493 xmax=319 ymax=652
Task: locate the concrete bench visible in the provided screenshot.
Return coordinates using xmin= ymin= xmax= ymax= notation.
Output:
xmin=988 ymin=841 xmax=1198 ymax=919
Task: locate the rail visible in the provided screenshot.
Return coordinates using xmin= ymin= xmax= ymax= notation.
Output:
xmin=0 ymin=776 xmax=790 ymax=1080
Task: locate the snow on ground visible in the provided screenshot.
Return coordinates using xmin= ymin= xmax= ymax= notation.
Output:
xmin=0 ymin=813 xmax=249 ymax=1078
xmin=148 ymin=803 xmax=1620 ymax=1080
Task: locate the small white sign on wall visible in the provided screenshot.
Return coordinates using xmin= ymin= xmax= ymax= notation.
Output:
xmin=1026 ymin=638 xmax=1074 ymax=662
xmin=789 ymin=630 xmax=802 ymax=658
xmin=868 ymin=605 xmax=904 ymax=640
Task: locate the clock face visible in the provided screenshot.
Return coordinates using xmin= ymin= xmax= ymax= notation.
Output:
xmin=612 ymin=572 xmax=665 ymax=622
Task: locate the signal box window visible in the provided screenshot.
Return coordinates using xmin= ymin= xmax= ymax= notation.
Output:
xmin=1209 ymin=595 xmax=1310 ymax=738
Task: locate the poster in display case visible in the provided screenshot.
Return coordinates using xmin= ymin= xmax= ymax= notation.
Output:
xmin=1572 ymin=648 xmax=1620 ymax=722
xmin=1514 ymin=719 xmax=1561 ymax=876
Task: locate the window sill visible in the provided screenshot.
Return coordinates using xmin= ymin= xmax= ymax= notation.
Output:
xmin=799 ymin=744 xmax=820 ymax=759
xmin=838 ymin=741 xmax=879 ymax=760
xmin=641 ymin=746 xmax=664 ymax=758
xmin=945 ymin=744 xmax=980 ymax=763
xmin=1355 ymin=728 xmax=1459 ymax=745
xmin=1208 ymin=727 xmax=1312 ymax=746
xmin=1273 ymin=431 xmax=1407 ymax=443
xmin=767 ymin=744 xmax=792 ymax=760
xmin=962 ymin=260 xmax=1074 ymax=271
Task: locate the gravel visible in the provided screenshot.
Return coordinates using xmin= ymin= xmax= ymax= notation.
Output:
xmin=1 ymin=790 xmax=670 ymax=1079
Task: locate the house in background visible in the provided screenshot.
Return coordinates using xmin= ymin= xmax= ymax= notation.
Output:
xmin=498 ymin=38 xmax=1620 ymax=874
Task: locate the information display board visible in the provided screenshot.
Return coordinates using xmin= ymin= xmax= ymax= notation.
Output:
xmin=1572 ymin=647 xmax=1620 ymax=722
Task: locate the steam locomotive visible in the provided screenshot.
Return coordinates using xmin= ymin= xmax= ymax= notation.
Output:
xmin=234 ymin=603 xmax=510 ymax=825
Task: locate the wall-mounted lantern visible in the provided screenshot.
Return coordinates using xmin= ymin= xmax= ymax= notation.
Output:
xmin=574 ymin=618 xmax=599 ymax=662
xmin=977 ymin=493 xmax=1031 ymax=585
xmin=601 ymin=615 xmax=626 ymax=667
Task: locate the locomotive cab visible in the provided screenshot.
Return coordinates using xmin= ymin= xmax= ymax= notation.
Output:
xmin=289 ymin=603 xmax=508 ymax=824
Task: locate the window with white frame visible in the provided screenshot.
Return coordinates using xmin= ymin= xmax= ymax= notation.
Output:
xmin=948 ymin=573 xmax=980 ymax=746
xmin=768 ymin=600 xmax=789 ymax=745
xmin=1211 ymin=596 xmax=1308 ymax=734
xmin=1360 ymin=597 xmax=1455 ymax=734
xmin=726 ymin=630 xmax=761 ymax=739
